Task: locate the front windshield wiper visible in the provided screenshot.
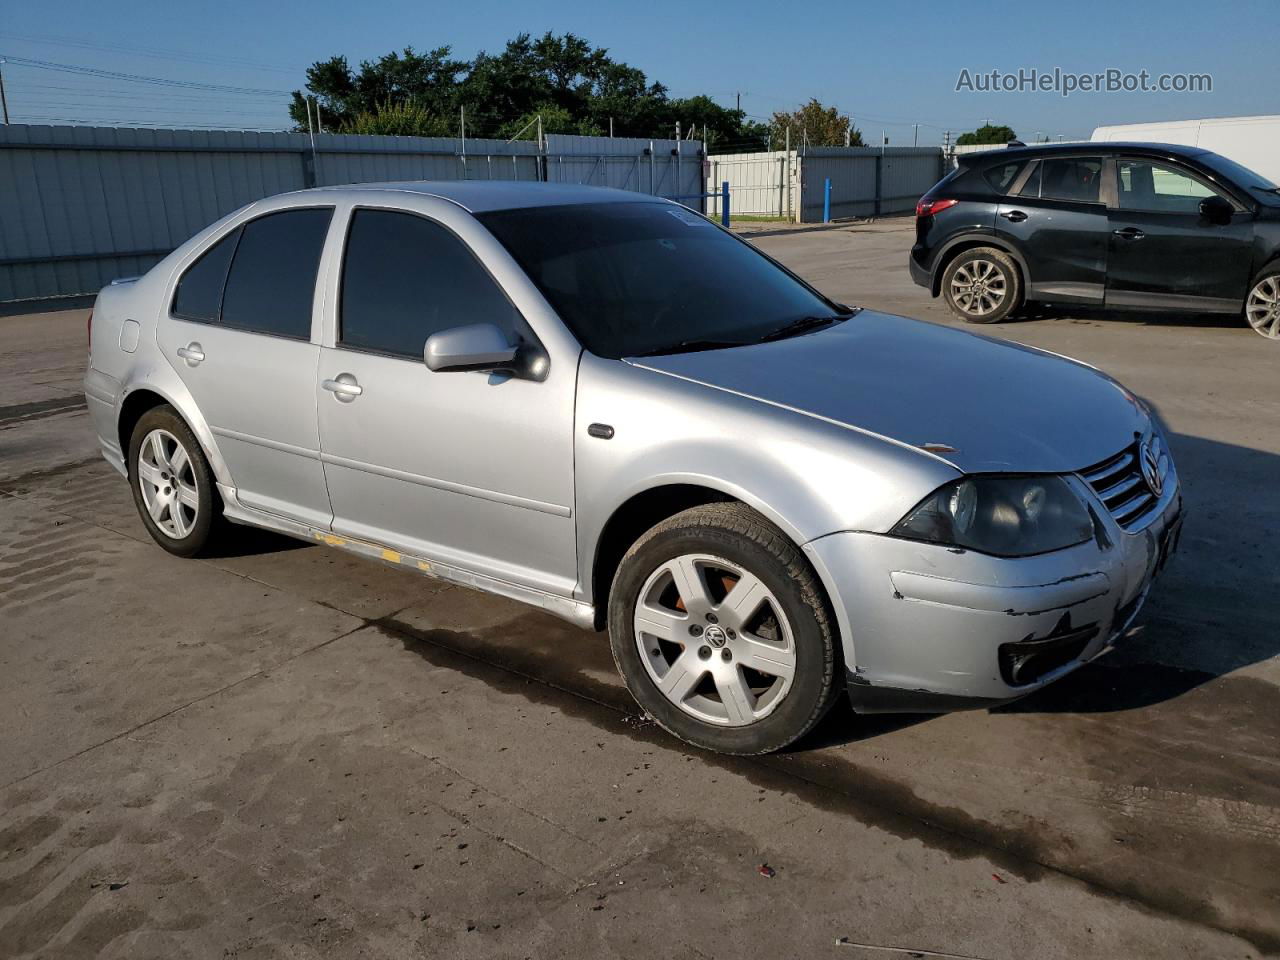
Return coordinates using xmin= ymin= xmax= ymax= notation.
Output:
xmin=757 ymin=312 xmax=854 ymax=343
xmin=635 ymin=337 xmax=754 ymax=357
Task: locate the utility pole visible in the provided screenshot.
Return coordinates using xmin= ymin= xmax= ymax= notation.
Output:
xmin=0 ymin=60 xmax=9 ymax=125
xmin=736 ymin=91 xmax=741 ymax=112
xmin=609 ymin=116 xmax=613 ymax=138
xmin=313 ymin=98 xmax=323 ymax=134
xmin=913 ymin=123 xmax=919 ymax=147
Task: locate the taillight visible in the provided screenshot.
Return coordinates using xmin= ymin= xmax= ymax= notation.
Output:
xmin=916 ymin=197 xmax=959 ymax=217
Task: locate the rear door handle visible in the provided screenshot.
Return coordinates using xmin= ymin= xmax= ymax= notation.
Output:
xmin=175 ymin=342 xmax=205 ymax=366
xmin=1113 ymin=227 xmax=1145 ymax=240
xmin=322 ymin=373 xmax=363 ymax=402
xmin=1000 ymin=210 xmax=1028 ymax=222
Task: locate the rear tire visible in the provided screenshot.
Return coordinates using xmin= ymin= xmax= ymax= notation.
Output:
xmin=941 ymin=247 xmax=1023 ymax=324
xmin=607 ymin=503 xmax=839 ymax=755
xmin=1244 ymin=267 xmax=1280 ymax=339
xmin=127 ymin=405 xmax=224 ymax=557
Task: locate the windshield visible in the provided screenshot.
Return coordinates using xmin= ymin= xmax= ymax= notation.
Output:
xmin=476 ymin=201 xmax=848 ymax=358
xmin=1196 ymin=152 xmax=1280 ymax=199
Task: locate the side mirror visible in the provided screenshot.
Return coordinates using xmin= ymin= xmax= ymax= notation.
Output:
xmin=424 ymin=323 xmax=518 ymax=373
xmin=1199 ymin=195 xmax=1233 ymax=226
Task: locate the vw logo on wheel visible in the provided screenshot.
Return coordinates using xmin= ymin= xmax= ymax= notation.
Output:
xmin=703 ymin=624 xmax=728 ymax=648
xmin=1140 ymin=437 xmax=1164 ymax=497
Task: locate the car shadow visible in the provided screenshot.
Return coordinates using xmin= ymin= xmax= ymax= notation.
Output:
xmin=1009 ymin=302 xmax=1245 ymax=331
xmin=788 ymin=427 xmax=1280 ymax=750
xmin=200 ymin=525 xmax=310 ymax=559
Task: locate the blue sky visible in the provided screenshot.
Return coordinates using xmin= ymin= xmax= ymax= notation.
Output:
xmin=0 ymin=0 xmax=1271 ymax=143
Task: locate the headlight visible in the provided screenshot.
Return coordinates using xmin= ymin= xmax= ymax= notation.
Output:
xmin=891 ymin=476 xmax=1094 ymax=557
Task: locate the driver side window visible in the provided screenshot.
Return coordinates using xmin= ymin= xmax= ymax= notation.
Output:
xmin=339 ymin=209 xmax=522 ymax=359
xmin=1116 ymin=159 xmax=1223 ymax=214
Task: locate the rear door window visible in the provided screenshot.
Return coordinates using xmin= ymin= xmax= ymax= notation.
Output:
xmin=1038 ymin=157 xmax=1103 ymax=203
xmin=172 ymin=229 xmax=239 ymax=322
xmin=339 ymin=208 xmax=522 ymax=359
xmin=220 ymin=208 xmax=333 ymax=340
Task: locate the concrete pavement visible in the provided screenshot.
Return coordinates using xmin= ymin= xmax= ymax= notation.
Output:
xmin=1 ymin=220 xmax=1276 ymax=959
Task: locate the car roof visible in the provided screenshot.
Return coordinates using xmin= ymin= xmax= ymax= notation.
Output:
xmin=290 ymin=180 xmax=658 ymax=213
xmin=959 ymin=141 xmax=1209 ymax=163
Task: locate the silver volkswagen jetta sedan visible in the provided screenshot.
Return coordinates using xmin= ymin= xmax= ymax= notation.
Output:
xmin=85 ymin=181 xmax=1182 ymax=754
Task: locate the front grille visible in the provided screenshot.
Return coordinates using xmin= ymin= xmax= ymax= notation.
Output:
xmin=1080 ymin=443 xmax=1162 ymax=531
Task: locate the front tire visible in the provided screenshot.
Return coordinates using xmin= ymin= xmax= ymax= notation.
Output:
xmin=128 ymin=405 xmax=223 ymax=557
xmin=941 ymin=247 xmax=1022 ymax=324
xmin=607 ymin=503 xmax=839 ymax=754
xmin=1245 ymin=268 xmax=1280 ymax=339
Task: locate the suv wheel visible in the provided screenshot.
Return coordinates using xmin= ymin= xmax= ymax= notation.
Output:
xmin=607 ymin=503 xmax=838 ymax=754
xmin=941 ymin=247 xmax=1022 ymax=324
xmin=1245 ymin=269 xmax=1280 ymax=339
xmin=128 ymin=405 xmax=223 ymax=557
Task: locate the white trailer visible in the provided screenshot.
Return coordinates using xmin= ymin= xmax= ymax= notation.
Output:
xmin=1092 ymin=115 xmax=1280 ymax=183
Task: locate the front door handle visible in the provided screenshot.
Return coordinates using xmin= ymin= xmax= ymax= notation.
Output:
xmin=1113 ymin=227 xmax=1146 ymax=241
xmin=176 ymin=342 xmax=205 ymax=366
xmin=1000 ymin=210 xmax=1028 ymax=222
xmin=322 ymin=373 xmax=363 ymax=402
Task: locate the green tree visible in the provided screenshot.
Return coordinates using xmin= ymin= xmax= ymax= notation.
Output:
xmin=290 ymin=32 xmax=769 ymax=145
xmin=956 ymin=123 xmax=1017 ymax=146
xmin=290 ymin=46 xmax=466 ymax=131
xmin=339 ymin=100 xmax=453 ymax=137
xmin=768 ymin=99 xmax=863 ymax=149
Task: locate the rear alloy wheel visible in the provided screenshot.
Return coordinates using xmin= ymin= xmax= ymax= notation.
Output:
xmin=1245 ymin=272 xmax=1280 ymax=339
xmin=128 ymin=405 xmax=223 ymax=557
xmin=608 ymin=503 xmax=838 ymax=755
xmin=942 ymin=247 xmax=1022 ymax=324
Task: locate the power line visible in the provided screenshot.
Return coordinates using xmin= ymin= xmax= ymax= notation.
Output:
xmin=0 ymin=54 xmax=293 ymax=96
xmin=0 ymin=31 xmax=307 ymax=75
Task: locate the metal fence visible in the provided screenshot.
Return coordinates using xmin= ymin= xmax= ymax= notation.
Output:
xmin=708 ymin=146 xmax=947 ymax=223
xmin=0 ymin=124 xmax=703 ymax=301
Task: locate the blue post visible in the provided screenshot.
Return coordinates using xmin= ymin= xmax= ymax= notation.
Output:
xmin=721 ymin=181 xmax=730 ymax=228
xmin=823 ymin=177 xmax=832 ymax=223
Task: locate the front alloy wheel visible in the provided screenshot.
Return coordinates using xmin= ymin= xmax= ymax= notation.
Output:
xmin=1245 ymin=273 xmax=1280 ymax=339
xmin=608 ymin=503 xmax=839 ymax=755
xmin=634 ymin=553 xmax=797 ymax=727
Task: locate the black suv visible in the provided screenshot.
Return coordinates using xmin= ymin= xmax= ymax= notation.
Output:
xmin=909 ymin=142 xmax=1280 ymax=338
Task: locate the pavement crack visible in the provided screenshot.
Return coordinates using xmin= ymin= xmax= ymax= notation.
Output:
xmin=1 ymin=622 xmax=368 ymax=792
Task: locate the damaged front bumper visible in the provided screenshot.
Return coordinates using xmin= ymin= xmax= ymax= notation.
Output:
xmin=803 ymin=476 xmax=1183 ymax=713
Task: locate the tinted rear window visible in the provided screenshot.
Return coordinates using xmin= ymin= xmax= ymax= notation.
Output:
xmin=983 ymin=160 xmax=1026 ymax=194
xmin=1038 ymin=157 xmax=1102 ymax=203
xmin=221 ymin=208 xmax=333 ymax=339
xmin=172 ymin=229 xmax=239 ymax=322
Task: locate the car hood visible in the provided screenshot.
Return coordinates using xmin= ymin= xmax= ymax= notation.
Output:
xmin=627 ymin=311 xmax=1148 ymax=474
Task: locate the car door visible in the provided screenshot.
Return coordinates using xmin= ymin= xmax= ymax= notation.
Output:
xmin=315 ymin=203 xmax=578 ymax=598
xmin=996 ymin=155 xmax=1109 ymax=304
xmin=157 ymin=206 xmax=336 ymax=528
xmin=1105 ymin=156 xmax=1254 ymax=312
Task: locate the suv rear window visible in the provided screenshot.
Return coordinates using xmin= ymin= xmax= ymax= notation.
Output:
xmin=983 ymin=160 xmax=1026 ymax=194
xmin=1038 ymin=157 xmax=1102 ymax=203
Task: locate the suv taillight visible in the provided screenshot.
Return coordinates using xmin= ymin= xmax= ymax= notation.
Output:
xmin=916 ymin=197 xmax=959 ymax=217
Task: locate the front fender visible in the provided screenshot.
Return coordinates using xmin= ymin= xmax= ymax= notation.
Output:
xmin=572 ymin=353 xmax=958 ymax=604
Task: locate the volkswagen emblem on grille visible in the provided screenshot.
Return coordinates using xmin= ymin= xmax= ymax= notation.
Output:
xmin=1140 ymin=437 xmax=1164 ymax=497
